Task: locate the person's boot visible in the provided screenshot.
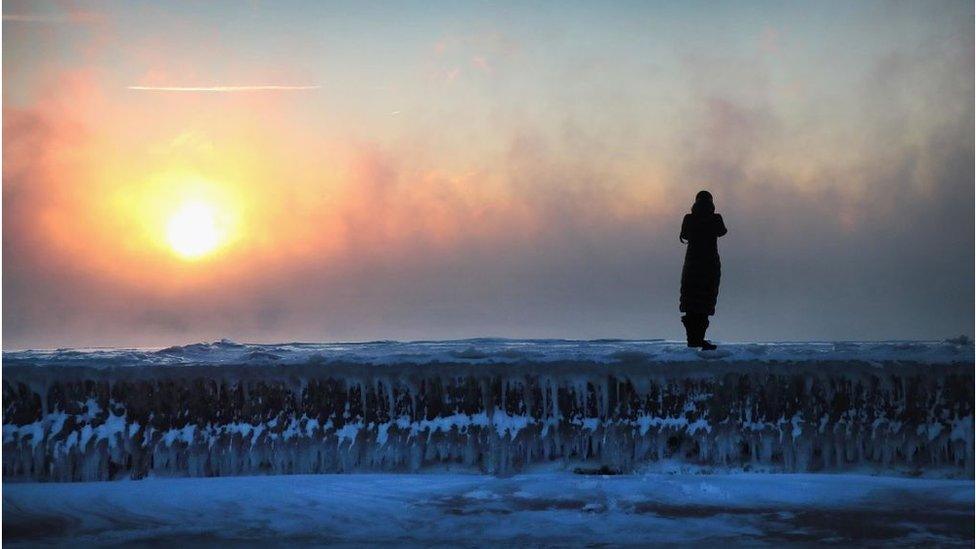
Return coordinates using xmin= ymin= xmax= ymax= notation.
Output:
xmin=682 ymin=315 xmax=701 ymax=347
xmin=699 ymin=317 xmax=717 ymax=350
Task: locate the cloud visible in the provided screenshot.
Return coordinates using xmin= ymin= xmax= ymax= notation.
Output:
xmin=666 ymin=29 xmax=974 ymax=341
xmin=2 ymin=6 xmax=972 ymax=348
xmin=3 ymin=12 xmax=102 ymax=24
xmin=471 ymin=56 xmax=492 ymax=73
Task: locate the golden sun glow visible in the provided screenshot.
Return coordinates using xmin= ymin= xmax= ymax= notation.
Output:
xmin=102 ymin=170 xmax=250 ymax=268
xmin=166 ymin=201 xmax=223 ymax=259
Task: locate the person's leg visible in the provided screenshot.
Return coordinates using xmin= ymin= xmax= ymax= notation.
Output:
xmin=681 ymin=315 xmax=691 ymax=346
xmin=699 ymin=315 xmax=716 ymax=350
xmin=683 ymin=314 xmax=702 ymax=347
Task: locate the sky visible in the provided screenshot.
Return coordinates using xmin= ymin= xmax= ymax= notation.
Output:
xmin=3 ymin=0 xmax=973 ymax=348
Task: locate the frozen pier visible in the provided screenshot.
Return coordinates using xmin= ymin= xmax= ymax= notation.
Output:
xmin=3 ymin=339 xmax=973 ymax=481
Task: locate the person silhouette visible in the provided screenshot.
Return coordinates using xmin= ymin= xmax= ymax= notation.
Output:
xmin=679 ymin=190 xmax=727 ymax=350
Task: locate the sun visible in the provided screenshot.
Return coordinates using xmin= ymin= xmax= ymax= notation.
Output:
xmin=166 ymin=201 xmax=223 ymax=259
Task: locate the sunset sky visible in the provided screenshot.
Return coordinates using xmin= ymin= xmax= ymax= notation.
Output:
xmin=3 ymin=1 xmax=973 ymax=348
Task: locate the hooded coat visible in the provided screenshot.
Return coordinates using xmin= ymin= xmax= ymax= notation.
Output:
xmin=679 ymin=201 xmax=727 ymax=316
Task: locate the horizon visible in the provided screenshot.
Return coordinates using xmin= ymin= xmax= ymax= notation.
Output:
xmin=4 ymin=335 xmax=970 ymax=354
xmin=4 ymin=0 xmax=974 ymax=348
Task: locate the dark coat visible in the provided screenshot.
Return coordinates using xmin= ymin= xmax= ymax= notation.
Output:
xmin=679 ymin=210 xmax=727 ymax=316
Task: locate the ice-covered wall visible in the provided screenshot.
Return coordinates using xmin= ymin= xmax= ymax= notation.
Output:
xmin=3 ymin=340 xmax=973 ymax=481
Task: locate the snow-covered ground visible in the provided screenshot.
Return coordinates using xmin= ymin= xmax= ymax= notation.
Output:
xmin=4 ymin=337 xmax=973 ymax=367
xmin=3 ymin=472 xmax=973 ymax=546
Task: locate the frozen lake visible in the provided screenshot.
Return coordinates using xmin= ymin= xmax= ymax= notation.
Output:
xmin=4 ymin=472 xmax=973 ymax=546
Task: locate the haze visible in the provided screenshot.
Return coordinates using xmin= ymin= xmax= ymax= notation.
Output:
xmin=3 ymin=1 xmax=973 ymax=348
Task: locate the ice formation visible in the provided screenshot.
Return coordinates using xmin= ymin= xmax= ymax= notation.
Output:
xmin=3 ymin=339 xmax=973 ymax=481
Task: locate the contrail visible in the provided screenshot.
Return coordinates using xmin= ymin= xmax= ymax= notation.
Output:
xmin=3 ymin=12 xmax=102 ymax=23
xmin=3 ymin=14 xmax=64 ymax=22
xmin=127 ymin=85 xmax=320 ymax=92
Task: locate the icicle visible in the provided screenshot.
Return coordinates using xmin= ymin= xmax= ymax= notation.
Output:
xmin=2 ymin=358 xmax=972 ymax=480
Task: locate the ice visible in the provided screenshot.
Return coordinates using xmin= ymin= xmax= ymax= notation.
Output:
xmin=2 ymin=338 xmax=973 ymax=481
xmin=2 ymin=473 xmax=972 ymax=546
xmin=4 ymin=337 xmax=973 ymax=368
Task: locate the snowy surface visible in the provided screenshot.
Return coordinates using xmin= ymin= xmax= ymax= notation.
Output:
xmin=4 ymin=337 xmax=973 ymax=368
xmin=3 ymin=472 xmax=973 ymax=546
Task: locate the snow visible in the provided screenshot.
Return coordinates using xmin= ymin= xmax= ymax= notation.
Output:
xmin=4 ymin=338 xmax=970 ymax=543
xmin=3 ymin=472 xmax=972 ymax=546
xmin=4 ymin=337 xmax=973 ymax=368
